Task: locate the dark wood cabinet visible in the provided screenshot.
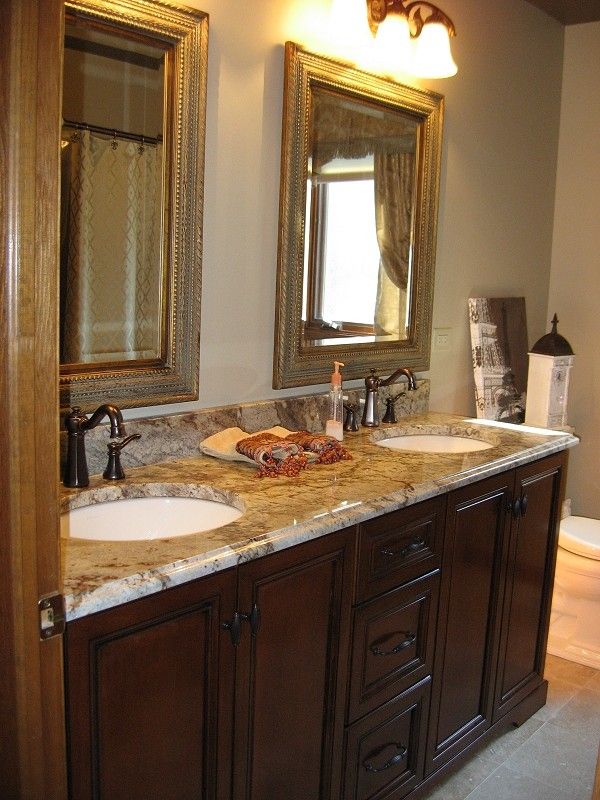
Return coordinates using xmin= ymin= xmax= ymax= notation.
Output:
xmin=426 ymin=472 xmax=512 ymax=774
xmin=343 ymin=497 xmax=444 ymax=800
xmin=493 ymin=453 xmax=564 ymax=720
xmin=66 ymin=529 xmax=354 ymax=800
xmin=344 ymin=678 xmax=431 ymax=800
xmin=355 ymin=497 xmax=445 ymax=604
xmin=232 ymin=529 xmax=354 ymax=800
xmin=426 ymin=452 xmax=565 ymax=777
xmin=348 ymin=572 xmax=439 ymax=724
xmin=65 ymin=568 xmax=237 ymax=800
xmin=65 ymin=452 xmax=566 ymax=800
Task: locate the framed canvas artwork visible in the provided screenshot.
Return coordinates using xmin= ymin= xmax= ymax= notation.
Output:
xmin=468 ymin=297 xmax=528 ymax=423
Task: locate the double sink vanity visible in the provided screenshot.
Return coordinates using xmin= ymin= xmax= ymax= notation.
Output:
xmin=60 ymin=409 xmax=577 ymax=800
xmin=41 ymin=0 xmax=577 ymax=796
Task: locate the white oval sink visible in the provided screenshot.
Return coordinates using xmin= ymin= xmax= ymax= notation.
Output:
xmin=376 ymin=434 xmax=494 ymax=453
xmin=61 ymin=496 xmax=243 ymax=541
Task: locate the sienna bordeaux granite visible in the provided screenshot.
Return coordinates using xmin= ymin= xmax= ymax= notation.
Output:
xmin=61 ymin=402 xmax=578 ymax=623
xmin=60 ymin=382 xmax=430 ymax=477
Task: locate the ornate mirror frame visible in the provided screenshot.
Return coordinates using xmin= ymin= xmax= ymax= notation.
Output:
xmin=59 ymin=0 xmax=208 ymax=411
xmin=273 ymin=43 xmax=444 ymax=389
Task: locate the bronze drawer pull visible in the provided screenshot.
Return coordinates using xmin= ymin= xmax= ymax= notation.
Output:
xmin=370 ymin=631 xmax=416 ymax=657
xmin=241 ymin=603 xmax=261 ymax=637
xmin=362 ymin=742 xmax=407 ymax=773
xmin=380 ymin=537 xmax=426 ymax=559
xmin=222 ymin=612 xmax=242 ymax=646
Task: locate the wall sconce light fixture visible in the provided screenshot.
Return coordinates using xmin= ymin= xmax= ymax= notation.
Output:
xmin=366 ymin=0 xmax=457 ymax=78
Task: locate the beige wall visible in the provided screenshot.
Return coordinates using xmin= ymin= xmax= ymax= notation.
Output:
xmin=548 ymin=22 xmax=600 ymax=518
xmin=124 ymin=0 xmax=564 ymax=418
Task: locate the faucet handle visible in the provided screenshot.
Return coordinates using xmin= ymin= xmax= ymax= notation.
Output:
xmin=103 ymin=434 xmax=141 ymax=481
xmin=382 ymin=397 xmax=398 ymax=424
xmin=365 ymin=369 xmax=380 ymax=390
xmin=65 ymin=406 xmax=87 ymax=431
xmin=343 ymin=403 xmax=360 ymax=432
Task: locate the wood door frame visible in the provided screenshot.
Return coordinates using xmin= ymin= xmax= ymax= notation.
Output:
xmin=0 ymin=1 xmax=68 ymax=797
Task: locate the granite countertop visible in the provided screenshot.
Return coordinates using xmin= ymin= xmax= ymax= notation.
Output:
xmin=61 ymin=412 xmax=578 ymax=621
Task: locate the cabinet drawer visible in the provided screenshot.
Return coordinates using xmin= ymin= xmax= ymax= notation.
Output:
xmin=356 ymin=496 xmax=444 ymax=603
xmin=348 ymin=572 xmax=439 ymax=723
xmin=344 ymin=678 xmax=430 ymax=800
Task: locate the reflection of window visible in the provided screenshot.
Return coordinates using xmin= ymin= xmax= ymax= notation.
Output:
xmin=304 ymin=162 xmax=380 ymax=340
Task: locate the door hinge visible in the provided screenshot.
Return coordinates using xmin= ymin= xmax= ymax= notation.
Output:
xmin=38 ymin=593 xmax=65 ymax=640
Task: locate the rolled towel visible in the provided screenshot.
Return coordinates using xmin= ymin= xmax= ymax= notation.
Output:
xmin=235 ymin=432 xmax=308 ymax=477
xmin=284 ymin=431 xmax=352 ymax=464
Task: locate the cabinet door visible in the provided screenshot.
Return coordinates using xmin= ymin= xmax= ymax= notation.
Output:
xmin=233 ymin=528 xmax=355 ymax=800
xmin=426 ymin=473 xmax=512 ymax=775
xmin=65 ymin=569 xmax=237 ymax=800
xmin=493 ymin=452 xmax=565 ymax=720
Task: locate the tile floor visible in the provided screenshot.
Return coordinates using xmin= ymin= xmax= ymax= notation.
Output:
xmin=425 ymin=654 xmax=600 ymax=800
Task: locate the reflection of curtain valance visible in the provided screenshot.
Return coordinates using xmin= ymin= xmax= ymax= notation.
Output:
xmin=310 ymin=89 xmax=417 ymax=168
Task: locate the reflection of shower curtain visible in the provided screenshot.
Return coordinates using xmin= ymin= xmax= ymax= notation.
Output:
xmin=374 ymin=151 xmax=414 ymax=337
xmin=60 ymin=127 xmax=162 ymax=363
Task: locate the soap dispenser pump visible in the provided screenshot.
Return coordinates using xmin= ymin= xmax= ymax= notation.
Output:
xmin=326 ymin=361 xmax=344 ymax=441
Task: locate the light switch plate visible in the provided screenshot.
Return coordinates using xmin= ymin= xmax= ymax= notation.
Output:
xmin=433 ymin=328 xmax=452 ymax=352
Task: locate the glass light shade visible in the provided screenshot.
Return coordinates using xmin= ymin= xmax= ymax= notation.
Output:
xmin=328 ymin=0 xmax=375 ymax=63
xmin=372 ymin=12 xmax=412 ymax=74
xmin=411 ymin=21 xmax=458 ymax=78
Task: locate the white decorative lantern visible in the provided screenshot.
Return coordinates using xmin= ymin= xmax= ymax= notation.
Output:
xmin=525 ymin=314 xmax=574 ymax=430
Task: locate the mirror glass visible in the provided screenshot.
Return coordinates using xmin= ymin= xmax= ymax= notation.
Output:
xmin=303 ymin=88 xmax=418 ymax=346
xmin=274 ymin=44 xmax=444 ymax=388
xmin=61 ymin=20 xmax=167 ymax=365
xmin=59 ymin=0 xmax=208 ymax=410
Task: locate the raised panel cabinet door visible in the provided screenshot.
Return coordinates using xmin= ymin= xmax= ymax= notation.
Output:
xmin=65 ymin=568 xmax=237 ymax=800
xmin=426 ymin=473 xmax=512 ymax=776
xmin=493 ymin=452 xmax=566 ymax=720
xmin=233 ymin=528 xmax=355 ymax=800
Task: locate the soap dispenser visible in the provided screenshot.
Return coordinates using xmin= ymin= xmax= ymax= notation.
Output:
xmin=326 ymin=361 xmax=344 ymax=441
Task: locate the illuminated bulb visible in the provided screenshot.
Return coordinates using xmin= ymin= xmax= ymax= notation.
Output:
xmin=328 ymin=0 xmax=374 ymax=62
xmin=373 ymin=12 xmax=412 ymax=74
xmin=411 ymin=20 xmax=457 ymax=78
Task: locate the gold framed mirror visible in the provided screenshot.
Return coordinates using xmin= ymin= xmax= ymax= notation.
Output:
xmin=273 ymin=43 xmax=444 ymax=388
xmin=59 ymin=0 xmax=208 ymax=410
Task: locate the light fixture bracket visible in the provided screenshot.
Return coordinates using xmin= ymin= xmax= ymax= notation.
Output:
xmin=366 ymin=0 xmax=456 ymax=38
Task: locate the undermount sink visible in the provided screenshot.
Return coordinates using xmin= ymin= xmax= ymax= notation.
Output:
xmin=375 ymin=434 xmax=494 ymax=454
xmin=61 ymin=495 xmax=243 ymax=541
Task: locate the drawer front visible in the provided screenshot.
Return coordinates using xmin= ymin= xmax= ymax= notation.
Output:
xmin=348 ymin=572 xmax=439 ymax=724
xmin=344 ymin=678 xmax=430 ymax=800
xmin=356 ymin=496 xmax=444 ymax=603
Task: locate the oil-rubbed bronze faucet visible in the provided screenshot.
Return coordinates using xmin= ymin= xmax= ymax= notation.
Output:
xmin=63 ymin=404 xmax=126 ymax=488
xmin=361 ymin=367 xmax=417 ymax=427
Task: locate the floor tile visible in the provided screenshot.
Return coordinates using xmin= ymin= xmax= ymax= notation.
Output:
xmin=551 ymin=686 xmax=600 ymax=738
xmin=534 ymin=676 xmax=579 ymax=721
xmin=544 ymin=653 xmax=597 ymax=686
xmin=422 ymin=656 xmax=597 ymax=800
xmin=423 ymin=751 xmax=499 ymax=800
xmin=463 ymin=763 xmax=574 ymax=800
xmin=477 ymin=715 xmax=543 ymax=765
xmin=502 ymin=718 xmax=597 ymax=799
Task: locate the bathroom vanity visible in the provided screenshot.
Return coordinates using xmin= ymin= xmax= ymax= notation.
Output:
xmin=61 ymin=414 xmax=575 ymax=800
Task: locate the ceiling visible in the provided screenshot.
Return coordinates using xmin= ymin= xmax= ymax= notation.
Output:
xmin=523 ymin=0 xmax=600 ymax=24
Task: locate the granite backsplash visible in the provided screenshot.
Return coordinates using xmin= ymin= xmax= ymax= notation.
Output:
xmin=60 ymin=381 xmax=430 ymax=478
